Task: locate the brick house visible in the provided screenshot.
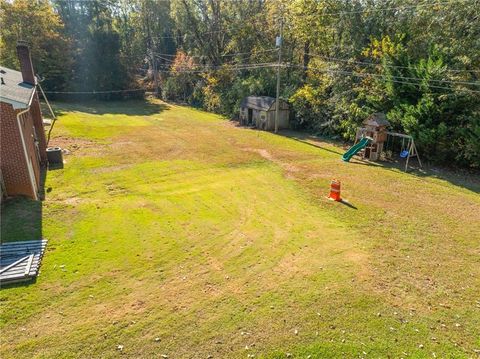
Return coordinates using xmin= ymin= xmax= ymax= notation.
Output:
xmin=0 ymin=42 xmax=47 ymax=200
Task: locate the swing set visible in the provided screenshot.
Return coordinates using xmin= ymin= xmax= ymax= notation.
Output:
xmin=345 ymin=113 xmax=422 ymax=172
xmin=384 ymin=131 xmax=422 ymax=172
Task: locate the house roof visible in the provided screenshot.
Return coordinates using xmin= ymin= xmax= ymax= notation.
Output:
xmin=240 ymin=96 xmax=277 ymax=111
xmin=0 ymin=66 xmax=35 ymax=110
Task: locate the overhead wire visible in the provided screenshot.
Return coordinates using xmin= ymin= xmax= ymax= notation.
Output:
xmin=154 ymin=51 xmax=479 ymax=81
xmin=318 ymin=1 xmax=463 ymax=16
xmin=46 ymin=58 xmax=478 ymax=94
xmin=307 ymin=53 xmax=480 ymax=75
xmin=43 ymin=88 xmax=147 ymax=94
xmin=157 ymin=63 xmax=277 ymax=74
xmin=153 ymin=29 xmax=230 ymax=40
xmin=42 ymin=64 xmax=278 ymax=94
xmin=153 ymin=58 xmax=479 ymax=88
xmin=153 ymin=48 xmax=278 ymax=59
xmin=287 ymin=64 xmax=480 ymax=93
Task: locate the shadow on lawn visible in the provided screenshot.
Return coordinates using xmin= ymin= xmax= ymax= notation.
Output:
xmin=278 ymin=130 xmax=345 ymax=156
xmin=349 ymin=158 xmax=480 ymax=194
xmin=339 ymin=199 xmax=358 ymax=209
xmin=414 ymin=166 xmax=480 ymax=194
xmin=0 ymin=197 xmax=42 ymax=243
xmin=0 ymin=197 xmax=42 ymax=288
xmin=51 ymin=98 xmax=170 ymax=117
xmin=1 ymin=170 xmax=47 ymax=288
xmin=277 ymin=129 xmax=480 ymax=194
xmin=1 ymin=166 xmax=46 ymax=243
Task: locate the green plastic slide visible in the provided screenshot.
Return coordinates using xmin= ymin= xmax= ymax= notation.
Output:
xmin=342 ymin=137 xmax=371 ymax=162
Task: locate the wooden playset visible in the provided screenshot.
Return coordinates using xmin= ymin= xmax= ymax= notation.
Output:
xmin=345 ymin=112 xmax=422 ymax=172
xmin=354 ymin=113 xmax=389 ymax=161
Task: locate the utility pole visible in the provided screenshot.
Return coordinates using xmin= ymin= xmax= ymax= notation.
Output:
xmin=151 ymin=49 xmax=159 ymax=98
xmin=274 ymin=17 xmax=284 ymax=134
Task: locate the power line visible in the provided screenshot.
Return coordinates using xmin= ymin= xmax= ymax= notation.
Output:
xmin=44 ymin=88 xmax=147 ymax=94
xmin=157 ymin=63 xmax=277 ymax=74
xmin=153 ymin=48 xmax=277 ymax=59
xmin=156 ymin=50 xmax=480 ymax=81
xmin=288 ymin=64 xmax=480 ymax=93
xmin=379 ymin=73 xmax=479 ymax=86
xmin=131 ymin=61 xmax=277 ymax=74
xmin=307 ymin=53 xmax=480 ymax=75
xmin=319 ymin=1 xmax=466 ymax=17
xmin=154 ymin=54 xmax=177 ymax=63
xmin=306 ymin=57 xmax=480 ymax=86
xmin=158 ymin=61 xmax=276 ymax=69
xmin=42 ymin=60 xmax=480 ymax=94
xmin=155 ymin=56 xmax=479 ymax=87
xmin=159 ymin=63 xmax=277 ymax=73
xmin=149 ymin=57 xmax=479 ymax=89
xmin=153 ymin=29 xmax=234 ymax=40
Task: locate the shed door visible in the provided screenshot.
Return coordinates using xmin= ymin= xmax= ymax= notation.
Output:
xmin=248 ymin=108 xmax=253 ymax=125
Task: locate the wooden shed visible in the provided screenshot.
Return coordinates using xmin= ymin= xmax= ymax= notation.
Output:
xmin=239 ymin=96 xmax=289 ymax=131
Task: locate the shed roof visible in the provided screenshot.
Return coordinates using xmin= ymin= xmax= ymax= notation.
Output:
xmin=240 ymin=96 xmax=278 ymax=111
xmin=0 ymin=66 xmax=35 ymax=109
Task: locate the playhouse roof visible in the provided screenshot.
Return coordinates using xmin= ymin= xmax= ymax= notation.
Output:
xmin=363 ymin=112 xmax=390 ymax=127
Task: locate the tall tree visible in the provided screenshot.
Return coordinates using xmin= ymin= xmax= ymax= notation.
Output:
xmin=0 ymin=0 xmax=71 ymax=91
xmin=53 ymin=0 xmax=131 ymax=94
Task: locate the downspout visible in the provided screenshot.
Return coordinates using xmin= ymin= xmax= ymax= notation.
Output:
xmin=37 ymin=80 xmax=56 ymax=146
xmin=16 ymin=107 xmax=38 ymax=200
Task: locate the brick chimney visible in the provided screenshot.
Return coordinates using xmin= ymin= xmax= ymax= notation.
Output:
xmin=16 ymin=41 xmax=36 ymax=85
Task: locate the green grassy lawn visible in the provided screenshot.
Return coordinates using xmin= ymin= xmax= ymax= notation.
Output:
xmin=1 ymin=98 xmax=479 ymax=358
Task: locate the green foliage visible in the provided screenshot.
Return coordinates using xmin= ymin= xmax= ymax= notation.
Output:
xmin=53 ymin=0 xmax=131 ymax=96
xmin=1 ymin=0 xmax=479 ymax=167
xmin=0 ymin=0 xmax=71 ymax=90
xmin=365 ymin=41 xmax=480 ymax=166
xmin=200 ymin=68 xmax=277 ymax=117
xmin=290 ymin=84 xmax=329 ymax=131
xmin=292 ymin=1 xmax=479 ymax=168
xmin=161 ymin=51 xmax=198 ymax=103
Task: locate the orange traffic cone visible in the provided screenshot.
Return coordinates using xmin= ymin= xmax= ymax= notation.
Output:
xmin=328 ymin=179 xmax=342 ymax=201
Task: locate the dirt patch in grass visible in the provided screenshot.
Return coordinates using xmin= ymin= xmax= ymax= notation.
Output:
xmin=244 ymin=148 xmax=301 ymax=176
xmin=49 ymin=136 xmax=107 ymax=162
xmin=90 ymin=164 xmax=134 ymax=174
xmin=49 ymin=135 xmax=98 ymax=151
xmin=58 ymin=197 xmax=84 ymax=206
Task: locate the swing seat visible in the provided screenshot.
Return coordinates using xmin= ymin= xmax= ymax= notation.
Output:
xmin=400 ymin=150 xmax=409 ymax=158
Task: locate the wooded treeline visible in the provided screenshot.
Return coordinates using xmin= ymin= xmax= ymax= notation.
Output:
xmin=1 ymin=0 xmax=479 ymax=167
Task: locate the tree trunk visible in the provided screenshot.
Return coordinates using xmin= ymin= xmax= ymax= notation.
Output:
xmin=302 ymin=40 xmax=310 ymax=82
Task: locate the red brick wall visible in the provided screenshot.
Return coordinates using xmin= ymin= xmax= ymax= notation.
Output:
xmin=0 ymin=101 xmax=37 ymax=198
